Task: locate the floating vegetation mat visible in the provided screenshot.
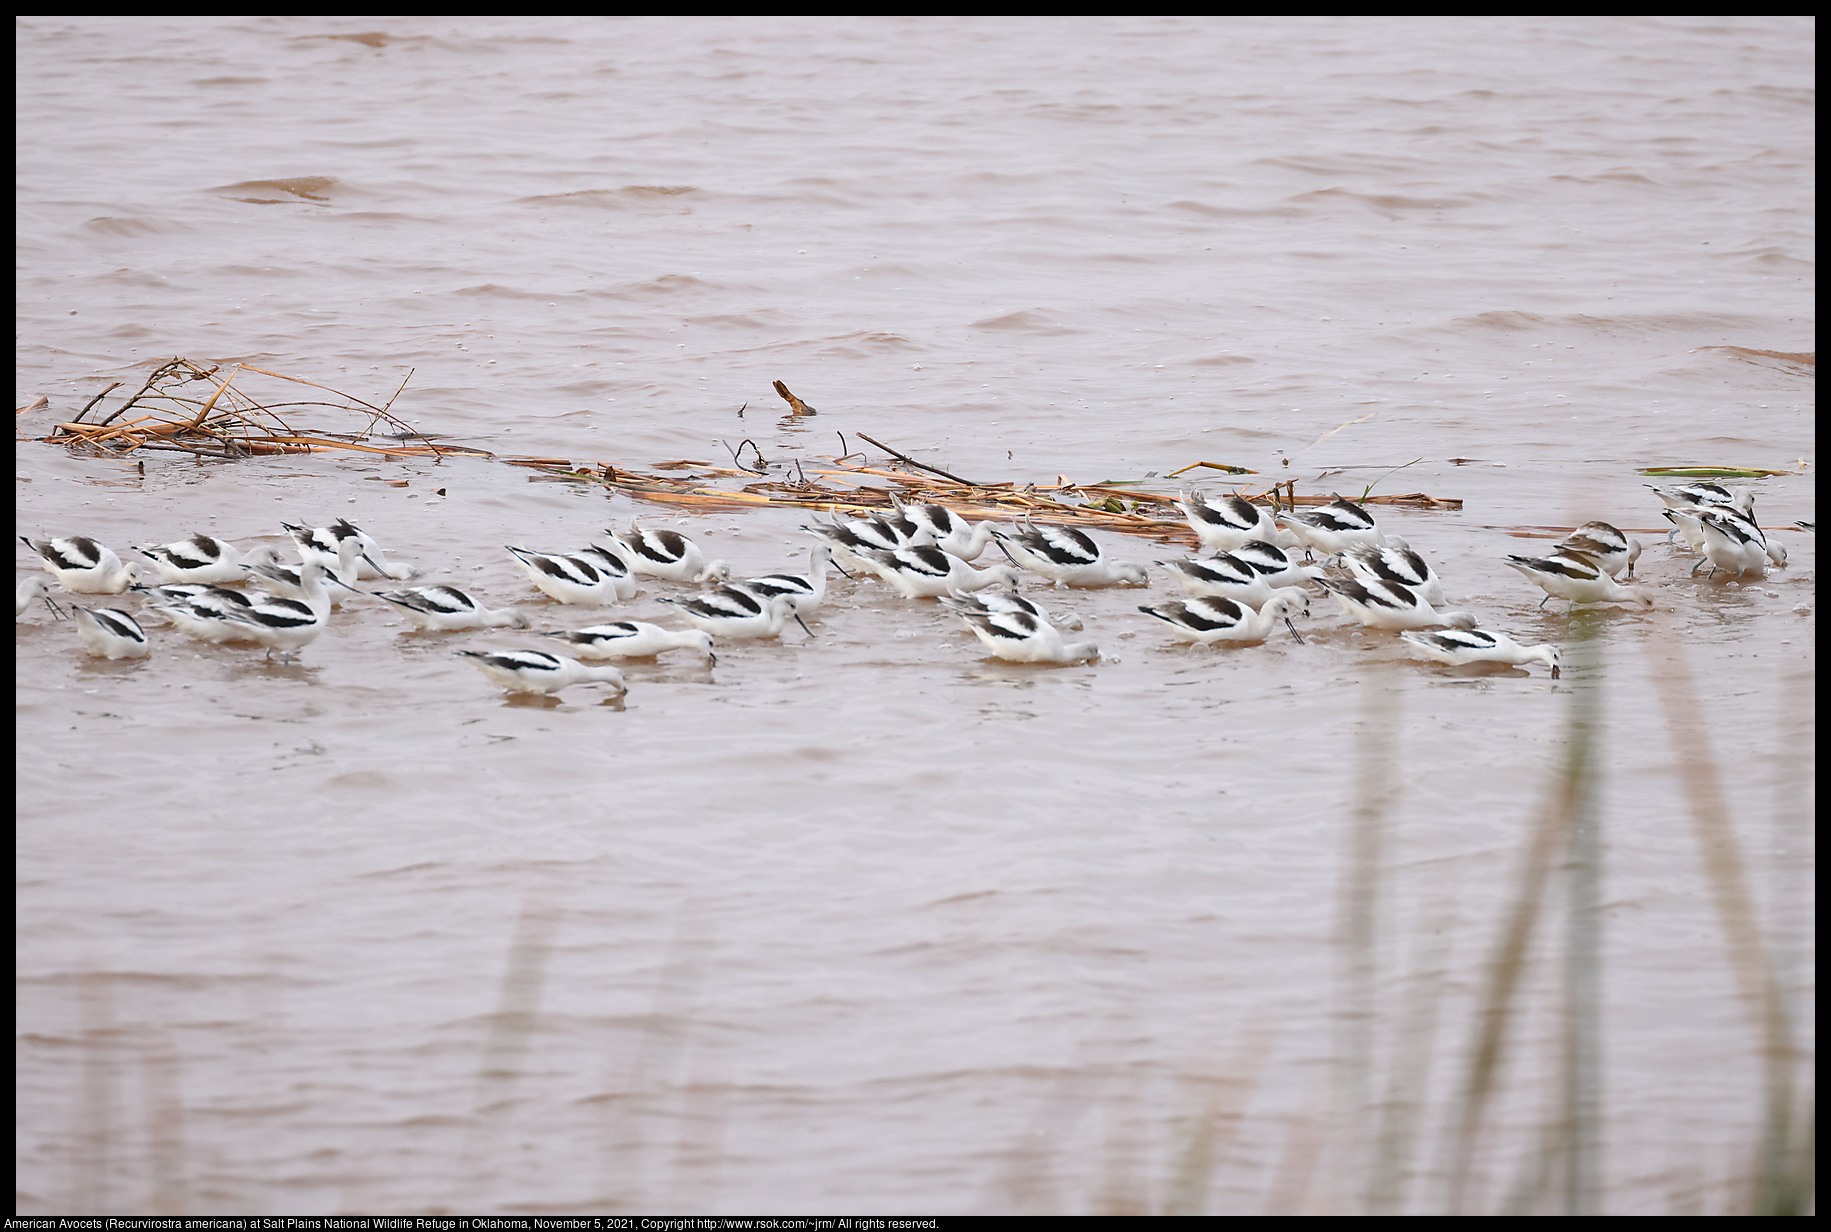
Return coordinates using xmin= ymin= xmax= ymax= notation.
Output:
xmin=33 ymin=361 xmax=1473 ymax=545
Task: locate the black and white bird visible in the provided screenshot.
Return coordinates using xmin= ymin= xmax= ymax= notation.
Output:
xmin=659 ymin=584 xmax=812 ymax=639
xmin=1665 ymin=507 xmax=1786 ymax=577
xmin=221 ymin=556 xmax=353 ymax=661
xmin=1646 ymin=480 xmax=1756 ymax=517
xmin=1157 ymin=552 xmax=1282 ymax=607
xmin=1138 ymin=590 xmax=1311 ymax=645
xmin=1175 ymin=490 xmax=1285 ymax=554
xmin=373 ymin=585 xmax=529 ymax=631
xmin=953 ymin=606 xmax=1099 ymax=664
xmin=1400 ymin=627 xmax=1562 ymax=678
xmin=20 ymin=535 xmax=138 ymax=594
xmin=456 ymin=648 xmax=628 ymax=696
xmin=887 ymin=493 xmax=1001 ymax=561
xmin=70 ymin=606 xmax=150 ymax=659
xmin=542 ymin=621 xmax=716 ymax=663
xmin=607 ymin=518 xmax=727 ymax=583
xmin=245 ymin=534 xmax=377 ymax=607
xmin=993 ymin=524 xmax=1148 ymax=588
xmin=803 ymin=513 xmax=931 ymax=571
xmin=286 ymin=518 xmax=418 ymax=580
xmin=1273 ymin=498 xmax=1386 ymax=561
xmin=857 ymin=544 xmax=1022 ymax=600
xmin=741 ymin=545 xmax=836 ymax=615
xmin=142 ymin=584 xmax=262 ymax=645
xmin=938 ymin=588 xmax=1083 ymax=631
xmin=1340 ymin=537 xmax=1446 ymax=607
xmin=1502 ymin=548 xmax=1658 ymax=611
xmin=16 ymin=576 xmax=65 ymax=619
xmin=1316 ymin=577 xmax=1480 ymax=630
xmin=1228 ymin=539 xmax=1327 ymax=590
xmin=136 ymin=533 xmax=246 ymax=585
xmin=506 ymin=544 xmax=636 ymax=605
xmin=1555 ymin=522 xmax=1641 ymax=579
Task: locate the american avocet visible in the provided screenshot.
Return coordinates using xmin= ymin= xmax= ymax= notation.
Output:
xmin=136 ymin=533 xmax=246 ymax=585
xmin=1175 ymin=490 xmax=1284 ymax=554
xmin=1316 ymin=577 xmax=1479 ymax=630
xmin=20 ymin=535 xmax=138 ymax=594
xmin=16 ymin=576 xmax=65 ymax=619
xmin=1274 ymin=498 xmax=1385 ymax=561
xmin=456 ymin=648 xmax=628 ymax=696
xmin=888 ymin=492 xmax=1000 ymax=560
xmin=1556 ymin=522 xmax=1641 ymax=579
xmin=1502 ymin=549 xmax=1657 ymax=612
xmin=374 ymin=585 xmax=529 ymax=631
xmin=1341 ymin=538 xmax=1446 ymax=606
xmin=244 ymin=537 xmax=373 ymax=608
xmin=1796 ymin=520 xmax=1814 ymax=536
xmin=1229 ymin=539 xmax=1326 ymax=589
xmin=608 ymin=519 xmax=727 ymax=583
xmin=219 ymin=557 xmax=351 ymax=661
xmin=1680 ymin=507 xmax=1786 ymax=577
xmin=289 ymin=517 xmax=418 ymax=580
xmin=992 ymin=525 xmax=1148 ymax=588
xmin=1138 ymin=590 xmax=1311 ymax=645
xmin=1646 ymin=480 xmax=1756 ymax=517
xmin=939 ymin=588 xmax=1084 ymax=631
xmin=1156 ymin=552 xmax=1277 ymax=607
xmin=954 ymin=607 xmax=1099 ymax=664
xmin=542 ymin=621 xmax=716 ymax=663
xmin=658 ymin=585 xmax=811 ymax=639
xmin=142 ymin=585 xmax=263 ymax=644
xmin=742 ymin=544 xmax=835 ymax=614
xmin=1660 ymin=508 xmax=1711 ymax=552
xmin=803 ymin=514 xmax=931 ymax=571
xmin=506 ymin=544 xmax=634 ymax=604
xmin=1400 ymin=628 xmax=1562 ymax=678
xmin=70 ymin=606 xmax=150 ymax=659
xmin=858 ymin=544 xmax=1022 ymax=599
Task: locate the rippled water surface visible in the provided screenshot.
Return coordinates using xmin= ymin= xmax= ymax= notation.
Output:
xmin=16 ymin=16 xmax=1814 ymax=1215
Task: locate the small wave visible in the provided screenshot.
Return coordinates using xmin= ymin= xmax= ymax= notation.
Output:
xmin=1170 ymin=199 xmax=1303 ymax=220
xmin=970 ymin=310 xmax=1081 ymax=336
xmin=209 ymin=175 xmax=340 ymax=204
xmin=1694 ymin=345 xmax=1814 ymax=371
xmin=519 ymin=186 xmax=699 ymax=209
xmin=80 ymin=216 xmax=191 ymax=237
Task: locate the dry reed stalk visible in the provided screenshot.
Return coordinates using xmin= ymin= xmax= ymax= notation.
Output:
xmin=453 ymin=897 xmax=561 ymax=1213
xmin=1164 ymin=1027 xmax=1278 ymax=1216
xmin=1440 ymin=623 xmax=1604 ymax=1216
xmin=1643 ymin=628 xmax=1811 ymax=1216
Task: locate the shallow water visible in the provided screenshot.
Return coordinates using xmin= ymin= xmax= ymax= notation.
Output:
xmin=15 ymin=16 xmax=1815 ymax=1215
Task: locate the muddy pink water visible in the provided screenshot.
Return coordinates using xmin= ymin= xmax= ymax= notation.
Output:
xmin=15 ymin=17 xmax=1814 ymax=1216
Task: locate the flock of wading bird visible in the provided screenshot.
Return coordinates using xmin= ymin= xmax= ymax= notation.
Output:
xmin=17 ymin=479 xmax=1811 ymax=695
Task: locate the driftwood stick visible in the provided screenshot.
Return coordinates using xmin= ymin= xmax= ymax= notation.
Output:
xmin=772 ymin=380 xmax=816 ymax=415
xmin=855 ymin=432 xmax=978 ymax=486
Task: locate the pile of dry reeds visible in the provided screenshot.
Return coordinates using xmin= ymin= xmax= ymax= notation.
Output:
xmin=39 ymin=358 xmax=489 ymax=462
xmin=33 ymin=363 xmax=1466 ymax=546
